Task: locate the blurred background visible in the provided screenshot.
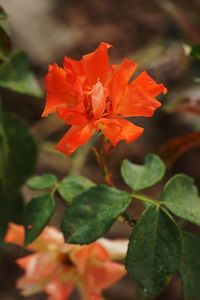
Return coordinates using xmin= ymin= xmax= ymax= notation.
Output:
xmin=1 ymin=0 xmax=200 ymax=299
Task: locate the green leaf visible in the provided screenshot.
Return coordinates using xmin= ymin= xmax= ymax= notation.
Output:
xmin=61 ymin=185 xmax=132 ymax=244
xmin=180 ymin=230 xmax=200 ymax=300
xmin=27 ymin=174 xmax=57 ymax=190
xmin=125 ymin=206 xmax=181 ymax=297
xmin=161 ymin=174 xmax=200 ymax=226
xmin=121 ymin=154 xmax=165 ymax=191
xmin=24 ymin=193 xmax=56 ymax=245
xmin=1 ymin=111 xmax=37 ymax=190
xmin=0 ymin=51 xmax=42 ymax=97
xmin=0 ymin=6 xmax=11 ymax=61
xmin=58 ymin=174 xmax=95 ymax=203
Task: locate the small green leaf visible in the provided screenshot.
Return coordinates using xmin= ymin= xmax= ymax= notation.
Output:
xmin=27 ymin=174 xmax=57 ymax=190
xmin=61 ymin=185 xmax=132 ymax=244
xmin=121 ymin=154 xmax=165 ymax=191
xmin=125 ymin=206 xmax=181 ymax=297
xmin=180 ymin=230 xmax=200 ymax=300
xmin=58 ymin=174 xmax=95 ymax=203
xmin=24 ymin=193 xmax=56 ymax=245
xmin=0 ymin=51 xmax=42 ymax=97
xmin=161 ymin=174 xmax=200 ymax=226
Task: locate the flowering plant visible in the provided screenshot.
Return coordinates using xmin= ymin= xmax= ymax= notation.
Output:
xmin=1 ymin=5 xmax=200 ymax=300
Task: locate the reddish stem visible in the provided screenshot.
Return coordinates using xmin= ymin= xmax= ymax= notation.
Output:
xmin=93 ymin=135 xmax=114 ymax=186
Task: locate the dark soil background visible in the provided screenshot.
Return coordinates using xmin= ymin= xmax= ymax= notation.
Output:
xmin=0 ymin=0 xmax=200 ymax=299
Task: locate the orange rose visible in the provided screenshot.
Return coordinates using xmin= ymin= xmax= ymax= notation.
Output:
xmin=43 ymin=42 xmax=167 ymax=156
xmin=5 ymin=223 xmax=127 ymax=300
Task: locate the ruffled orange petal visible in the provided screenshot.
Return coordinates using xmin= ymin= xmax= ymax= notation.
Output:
xmin=109 ymin=58 xmax=137 ymax=112
xmin=71 ymin=246 xmax=90 ymax=275
xmin=17 ymin=276 xmax=45 ymax=296
xmin=132 ymin=71 xmax=167 ymax=96
xmin=45 ymin=279 xmax=75 ymax=300
xmin=82 ymin=42 xmax=112 ymax=85
xmin=64 ymin=57 xmax=84 ymax=78
xmin=85 ymin=261 xmax=125 ymax=292
xmin=29 ymin=226 xmax=64 ymax=252
xmin=56 ymin=107 xmax=88 ymax=126
xmin=73 ymin=243 xmax=123 ymax=300
xmin=98 ymin=238 xmax=128 ymax=260
xmin=116 ymin=71 xmax=166 ymax=117
xmin=55 ymin=124 xmax=95 ymax=156
xmin=4 ymin=223 xmax=24 ymax=247
xmin=16 ymin=252 xmax=57 ymax=280
xmin=5 ymin=223 xmax=65 ymax=252
xmin=71 ymin=243 xmax=109 ymax=275
xmin=63 ymin=57 xmax=86 ymax=98
xmin=42 ymin=64 xmax=80 ymax=117
xmin=98 ymin=117 xmax=144 ymax=146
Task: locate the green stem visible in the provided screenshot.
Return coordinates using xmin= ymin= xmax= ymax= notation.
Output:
xmin=51 ymin=182 xmax=68 ymax=208
xmin=121 ymin=212 xmax=136 ymax=227
xmin=50 ymin=183 xmax=60 ymax=198
xmin=132 ymin=193 xmax=161 ymax=206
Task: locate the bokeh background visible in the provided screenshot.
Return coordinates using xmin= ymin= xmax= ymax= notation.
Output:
xmin=1 ymin=0 xmax=200 ymax=299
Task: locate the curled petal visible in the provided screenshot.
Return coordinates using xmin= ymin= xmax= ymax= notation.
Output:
xmin=16 ymin=252 xmax=57 ymax=280
xmin=63 ymin=57 xmax=86 ymax=99
xmin=56 ymin=107 xmax=88 ymax=126
xmin=98 ymin=117 xmax=144 ymax=146
xmin=73 ymin=242 xmax=125 ymax=299
xmin=63 ymin=57 xmax=84 ymax=80
xmin=42 ymin=64 xmax=80 ymax=117
xmin=91 ymin=81 xmax=106 ymax=119
xmin=4 ymin=223 xmax=24 ymax=247
xmin=55 ymin=124 xmax=95 ymax=156
xmin=84 ymin=261 xmax=125 ymax=294
xmin=45 ymin=279 xmax=75 ymax=300
xmin=64 ymin=56 xmax=86 ymax=86
xmin=98 ymin=238 xmax=128 ymax=260
xmin=132 ymin=71 xmax=167 ymax=96
xmin=116 ymin=71 xmax=166 ymax=117
xmin=82 ymin=42 xmax=112 ymax=85
xmin=5 ymin=223 xmax=64 ymax=252
xmin=71 ymin=243 xmax=109 ymax=275
xmin=31 ymin=226 xmax=64 ymax=251
xmin=17 ymin=276 xmax=45 ymax=296
xmin=109 ymin=59 xmax=137 ymax=112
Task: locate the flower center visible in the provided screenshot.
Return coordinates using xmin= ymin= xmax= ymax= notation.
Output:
xmin=59 ymin=253 xmax=74 ymax=266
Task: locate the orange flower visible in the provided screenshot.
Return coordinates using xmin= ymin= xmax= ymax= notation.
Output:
xmin=5 ymin=223 xmax=127 ymax=300
xmin=43 ymin=42 xmax=167 ymax=156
